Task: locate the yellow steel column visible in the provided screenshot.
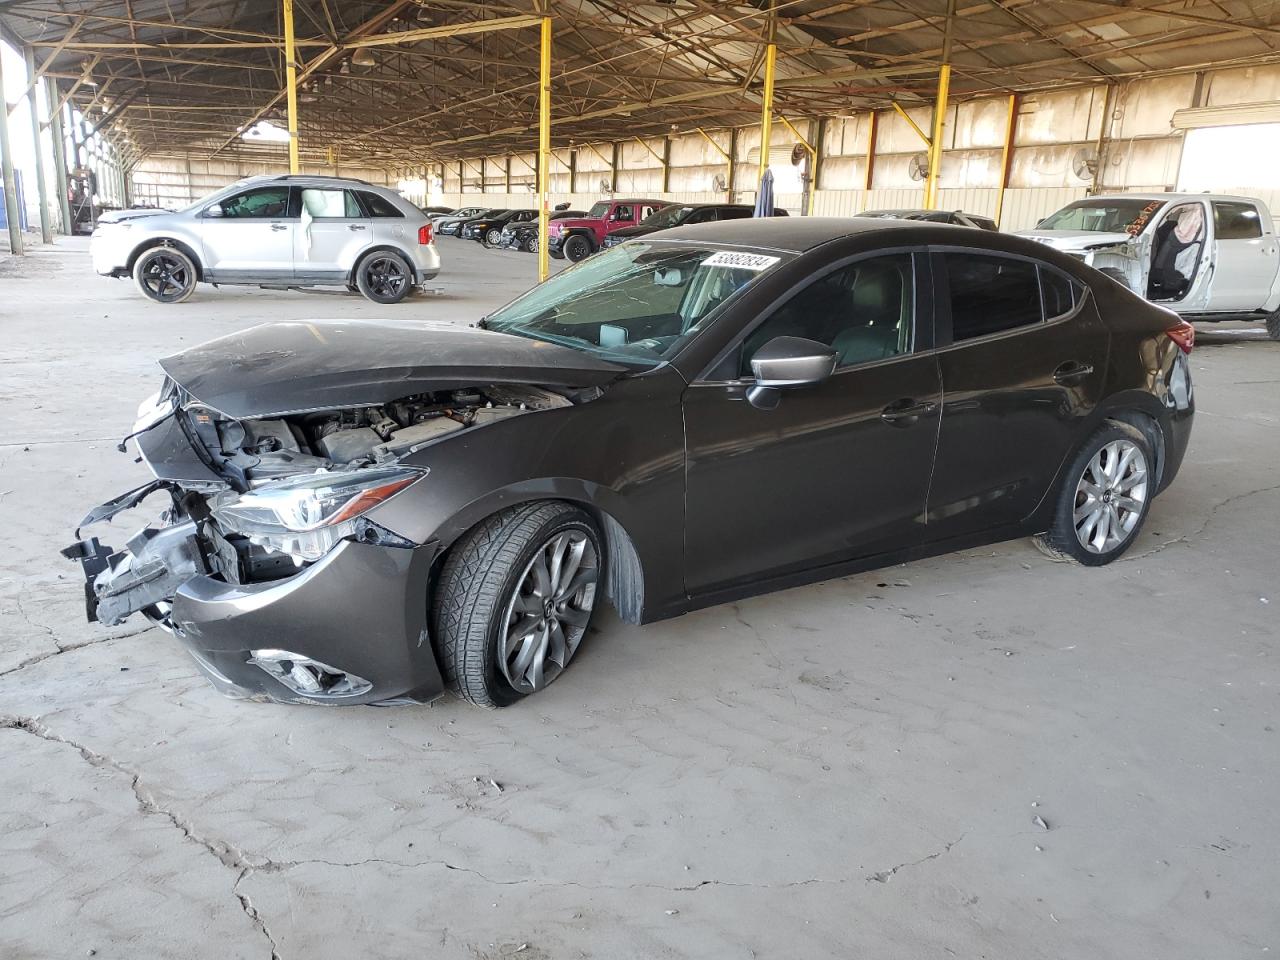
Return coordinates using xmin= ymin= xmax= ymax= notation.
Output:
xmin=924 ymin=64 xmax=950 ymax=209
xmin=758 ymin=41 xmax=776 ymax=189
xmin=283 ymin=0 xmax=300 ymax=173
xmin=993 ymin=93 xmax=1018 ymax=228
xmin=537 ymin=15 xmax=551 ymax=283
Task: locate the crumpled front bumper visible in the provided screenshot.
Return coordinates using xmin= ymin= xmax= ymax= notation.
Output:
xmin=64 ymin=505 xmax=445 ymax=706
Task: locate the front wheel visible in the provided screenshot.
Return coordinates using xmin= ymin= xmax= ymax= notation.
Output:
xmin=524 ymin=235 xmax=538 ymax=254
xmin=133 ymin=246 xmax=197 ymax=304
xmin=485 ymin=228 xmax=503 ymax=246
xmin=562 ymin=234 xmax=593 ymax=262
xmin=431 ymin=502 xmax=602 ymax=708
xmin=355 ymin=250 xmax=413 ymax=304
xmin=1034 ymin=420 xmax=1154 ymax=566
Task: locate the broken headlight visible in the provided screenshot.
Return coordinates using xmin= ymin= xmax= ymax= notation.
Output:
xmin=211 ymin=465 xmax=425 ymax=563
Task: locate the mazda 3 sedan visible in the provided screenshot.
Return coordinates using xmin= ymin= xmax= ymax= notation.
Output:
xmin=65 ymin=218 xmax=1195 ymax=708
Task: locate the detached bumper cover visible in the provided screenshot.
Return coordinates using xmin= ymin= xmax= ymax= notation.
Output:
xmin=64 ymin=508 xmax=444 ymax=705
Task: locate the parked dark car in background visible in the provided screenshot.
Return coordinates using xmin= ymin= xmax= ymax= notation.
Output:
xmin=435 ymin=207 xmax=499 ymax=236
xmin=500 ymin=210 xmax=587 ymax=253
xmin=418 ymin=205 xmax=455 ymax=217
xmin=462 ymin=209 xmax=538 ymax=244
xmin=65 ymin=218 xmax=1194 ymax=711
xmin=602 ymin=202 xmax=788 ymax=249
xmin=860 ymin=208 xmax=998 ymax=230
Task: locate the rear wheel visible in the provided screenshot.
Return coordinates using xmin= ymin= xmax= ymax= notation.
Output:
xmin=563 ymin=234 xmax=593 ymax=262
xmin=133 ymin=246 xmax=197 ymax=304
xmin=1266 ymin=310 xmax=1280 ymax=341
xmin=1035 ymin=420 xmax=1153 ymax=566
xmin=355 ymin=250 xmax=413 ymax=304
xmin=431 ymin=502 xmax=602 ymax=708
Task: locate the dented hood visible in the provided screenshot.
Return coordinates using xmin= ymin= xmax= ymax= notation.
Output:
xmin=159 ymin=319 xmax=625 ymax=418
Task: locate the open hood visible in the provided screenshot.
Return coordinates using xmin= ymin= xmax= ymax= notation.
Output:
xmin=159 ymin=319 xmax=625 ymax=419
xmin=1018 ymin=229 xmax=1134 ymax=252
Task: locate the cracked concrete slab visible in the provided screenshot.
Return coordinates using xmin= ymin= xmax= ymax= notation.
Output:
xmin=1 ymin=239 xmax=1277 ymax=958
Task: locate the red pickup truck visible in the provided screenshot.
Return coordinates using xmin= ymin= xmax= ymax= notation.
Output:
xmin=546 ymin=198 xmax=667 ymax=262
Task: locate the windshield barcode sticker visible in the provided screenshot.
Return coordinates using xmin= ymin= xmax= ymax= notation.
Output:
xmin=703 ymin=251 xmax=780 ymax=271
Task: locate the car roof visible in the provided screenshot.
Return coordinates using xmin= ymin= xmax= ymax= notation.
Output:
xmin=654 ymin=215 xmax=925 ymax=253
xmin=1067 ymin=192 xmax=1262 ymax=204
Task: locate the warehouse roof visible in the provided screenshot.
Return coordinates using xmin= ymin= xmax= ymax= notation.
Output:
xmin=2 ymin=1 xmax=1277 ymax=166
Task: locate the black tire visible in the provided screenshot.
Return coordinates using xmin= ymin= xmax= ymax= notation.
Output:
xmin=1266 ymin=310 xmax=1280 ymax=341
xmin=133 ymin=246 xmax=197 ymax=304
xmin=355 ymin=250 xmax=414 ymax=304
xmin=1034 ymin=420 xmax=1154 ymax=566
xmin=562 ymin=234 xmax=593 ymax=262
xmin=485 ymin=228 xmax=503 ymax=246
xmin=431 ymin=502 xmax=603 ymax=708
xmin=523 ymin=235 xmax=537 ymax=254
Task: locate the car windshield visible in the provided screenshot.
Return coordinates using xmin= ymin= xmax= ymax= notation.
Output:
xmin=1037 ymin=198 xmax=1167 ymax=234
xmin=641 ymin=205 xmax=694 ymax=228
xmin=586 ymin=201 xmax=611 ymax=218
xmin=484 ymin=242 xmax=784 ymax=368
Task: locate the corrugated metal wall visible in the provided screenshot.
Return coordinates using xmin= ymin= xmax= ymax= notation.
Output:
xmin=133 ymin=63 xmax=1280 ymax=233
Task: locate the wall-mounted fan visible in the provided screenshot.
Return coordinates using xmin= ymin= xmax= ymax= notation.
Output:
xmin=791 ymin=143 xmax=808 ymax=166
xmin=1072 ymin=147 xmax=1099 ymax=181
xmin=908 ymin=153 xmax=929 ymax=181
xmin=599 ymin=177 xmax=613 ymax=194
xmin=712 ymin=173 xmax=728 ymax=192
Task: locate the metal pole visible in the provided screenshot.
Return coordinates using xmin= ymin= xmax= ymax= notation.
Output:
xmin=993 ymin=93 xmax=1018 ymax=228
xmin=46 ymin=81 xmax=70 ymax=233
xmin=283 ymin=0 xmax=300 ymax=173
xmin=0 ymin=46 xmax=24 ymax=255
xmin=537 ymin=15 xmax=551 ymax=283
xmin=758 ymin=42 xmax=776 ymax=189
xmin=863 ymin=110 xmax=878 ymax=195
xmin=23 ymin=47 xmax=52 ymax=243
xmin=924 ymin=0 xmax=956 ymax=209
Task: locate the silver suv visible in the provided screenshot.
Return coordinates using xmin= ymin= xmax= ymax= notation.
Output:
xmin=91 ymin=175 xmax=441 ymax=305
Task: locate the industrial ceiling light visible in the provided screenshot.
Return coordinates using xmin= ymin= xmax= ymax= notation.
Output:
xmin=351 ymin=47 xmax=377 ymax=68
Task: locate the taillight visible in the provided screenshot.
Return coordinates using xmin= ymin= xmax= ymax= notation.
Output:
xmin=418 ymin=223 xmax=433 ymax=245
xmin=1166 ymin=319 xmax=1194 ymax=354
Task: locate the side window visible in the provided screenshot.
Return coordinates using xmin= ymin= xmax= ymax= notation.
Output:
xmin=1039 ymin=266 xmax=1079 ymax=320
xmin=718 ymin=208 xmax=752 ymax=221
xmin=301 ymin=188 xmax=359 ymax=218
xmin=1213 ymin=201 xmax=1263 ymax=240
xmin=217 ymin=186 xmax=291 ymax=219
xmin=686 ymin=208 xmax=717 ymax=224
xmin=613 ymin=205 xmax=634 ymax=222
xmin=641 ymin=205 xmax=660 ymax=220
xmin=740 ymin=254 xmax=915 ymax=376
xmin=944 ymin=252 xmax=1042 ymax=341
xmin=360 ymin=191 xmax=404 ymax=218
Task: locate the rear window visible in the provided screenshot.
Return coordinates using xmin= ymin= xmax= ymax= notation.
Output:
xmin=359 ymin=191 xmax=404 ymax=218
xmin=945 ymin=253 xmax=1043 ymax=341
xmin=1213 ymin=201 xmax=1263 ymax=240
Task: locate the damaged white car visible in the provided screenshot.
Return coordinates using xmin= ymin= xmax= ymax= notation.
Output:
xmin=1019 ymin=193 xmax=1280 ymax=339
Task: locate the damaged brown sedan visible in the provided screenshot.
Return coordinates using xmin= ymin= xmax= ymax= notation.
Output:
xmin=65 ymin=218 xmax=1194 ymax=707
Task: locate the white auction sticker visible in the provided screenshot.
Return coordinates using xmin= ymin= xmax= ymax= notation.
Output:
xmin=702 ymin=251 xmax=781 ymax=271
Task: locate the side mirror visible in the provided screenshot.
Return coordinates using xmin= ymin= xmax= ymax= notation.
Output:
xmin=205 ymin=203 xmax=225 ymax=218
xmin=747 ymin=336 xmax=837 ymax=410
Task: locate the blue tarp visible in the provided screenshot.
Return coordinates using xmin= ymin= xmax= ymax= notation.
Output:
xmin=0 ymin=169 xmax=29 ymax=231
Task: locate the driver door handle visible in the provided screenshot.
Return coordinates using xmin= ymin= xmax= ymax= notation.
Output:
xmin=881 ymin=398 xmax=937 ymax=426
xmin=270 ymin=222 xmax=288 ymax=232
xmin=1053 ymin=361 xmax=1094 ymax=385
xmin=349 ymin=224 xmax=367 ymax=231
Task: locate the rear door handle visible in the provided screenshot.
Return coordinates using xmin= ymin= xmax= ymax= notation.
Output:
xmin=880 ymin=398 xmax=938 ymax=426
xmin=349 ymin=224 xmax=367 ymax=231
xmin=1053 ymin=361 xmax=1094 ymax=385
xmin=270 ymin=222 xmax=288 ymax=232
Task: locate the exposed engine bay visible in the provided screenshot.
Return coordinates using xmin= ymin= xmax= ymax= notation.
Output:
xmin=190 ymin=383 xmax=572 ymax=488
xmin=66 ymin=382 xmax=579 ymax=627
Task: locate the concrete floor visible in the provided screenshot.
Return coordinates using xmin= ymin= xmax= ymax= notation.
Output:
xmin=1 ymin=236 xmax=1277 ymax=959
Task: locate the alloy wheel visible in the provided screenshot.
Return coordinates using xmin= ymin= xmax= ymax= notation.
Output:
xmin=486 ymin=228 xmax=503 ymax=246
xmin=363 ymin=256 xmax=407 ymax=299
xmin=140 ymin=253 xmax=192 ymax=302
xmin=1073 ymin=438 xmax=1149 ymax=554
xmin=499 ymin=529 xmax=598 ymax=694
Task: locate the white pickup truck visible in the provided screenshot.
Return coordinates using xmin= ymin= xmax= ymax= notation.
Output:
xmin=1019 ymin=193 xmax=1280 ymax=340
